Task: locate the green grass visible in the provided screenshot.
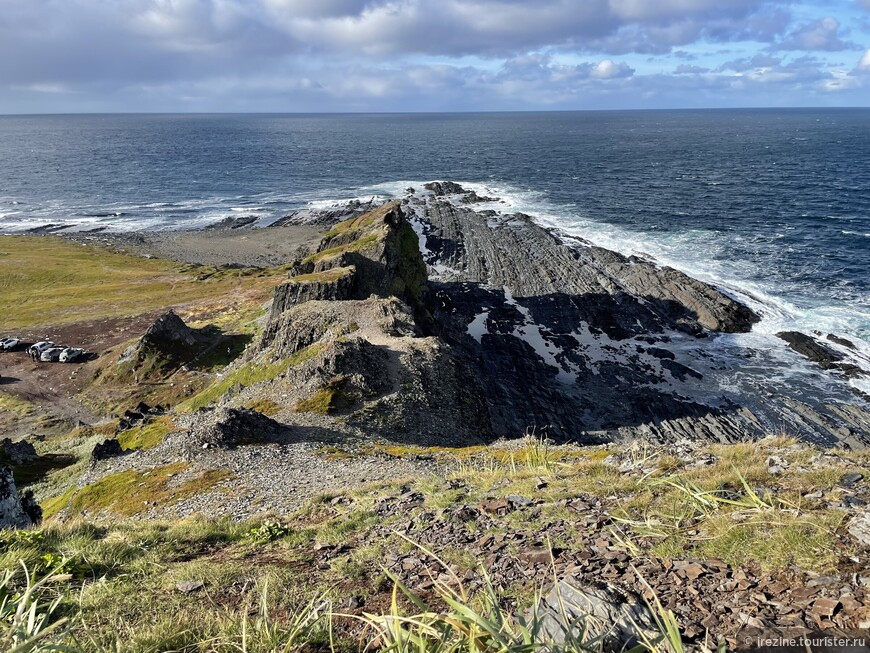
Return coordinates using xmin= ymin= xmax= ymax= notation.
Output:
xmin=0 ymin=236 xmax=287 ymax=329
xmin=181 ymin=342 xmax=327 ymax=411
xmin=2 ymin=454 xmax=77 ymax=488
xmin=45 ymin=464 xmax=233 ymax=519
xmin=292 ymin=388 xmax=337 ymax=415
xmin=115 ymin=416 xmax=176 ymax=451
xmin=1 ymin=436 xmax=864 ymax=652
xmin=302 ymin=234 xmax=381 ymax=265
xmin=323 ymin=205 xmax=392 ymax=239
xmin=0 ymin=519 xmax=687 ymax=653
xmin=242 ymin=398 xmax=282 ymax=416
xmin=292 ymin=377 xmax=353 ymax=415
xmin=0 ymin=391 xmax=36 ymax=416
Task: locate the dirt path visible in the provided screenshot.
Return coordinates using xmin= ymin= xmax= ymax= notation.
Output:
xmin=1 ymin=313 xmax=167 ymax=436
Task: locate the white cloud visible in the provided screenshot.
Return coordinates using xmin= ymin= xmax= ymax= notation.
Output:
xmin=0 ymin=0 xmax=868 ymax=112
xmin=591 ymin=59 xmax=635 ymax=78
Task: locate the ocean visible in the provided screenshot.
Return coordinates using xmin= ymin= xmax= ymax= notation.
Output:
xmin=1 ymin=110 xmax=869 ymax=397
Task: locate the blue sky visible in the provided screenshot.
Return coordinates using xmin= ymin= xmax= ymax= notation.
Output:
xmin=1 ymin=0 xmax=869 ymax=113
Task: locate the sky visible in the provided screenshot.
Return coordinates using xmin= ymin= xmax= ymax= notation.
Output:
xmin=1 ymin=0 xmax=869 ymax=113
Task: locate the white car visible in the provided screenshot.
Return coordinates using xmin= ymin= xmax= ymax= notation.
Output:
xmin=40 ymin=347 xmax=65 ymax=362
xmin=28 ymin=341 xmax=55 ymax=356
xmin=59 ymin=347 xmax=86 ymax=363
xmin=0 ymin=337 xmax=19 ymax=351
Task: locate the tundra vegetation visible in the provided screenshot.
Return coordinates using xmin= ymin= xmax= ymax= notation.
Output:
xmin=2 ymin=436 xmax=869 ymax=652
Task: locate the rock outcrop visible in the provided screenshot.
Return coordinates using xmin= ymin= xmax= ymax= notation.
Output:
xmin=400 ymin=183 xmax=870 ymax=446
xmin=0 ymin=438 xmax=38 ymax=465
xmin=186 ymin=185 xmax=870 ymax=448
xmin=91 ymin=438 xmax=124 ymax=463
xmin=777 ymin=331 xmax=865 ymax=380
xmin=117 ymin=311 xmax=212 ymax=378
xmin=270 ymin=201 xmax=426 ymax=319
xmin=0 ymin=466 xmax=41 ymax=529
xmin=180 ymin=408 xmax=289 ymax=453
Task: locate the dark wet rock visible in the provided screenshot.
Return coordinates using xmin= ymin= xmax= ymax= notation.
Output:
xmin=25 ymin=223 xmax=73 ymax=234
xmin=423 ymin=181 xmax=467 ymax=196
xmin=203 ymin=215 xmax=259 ymax=230
xmin=841 ymin=473 xmax=864 ymax=488
xmin=0 ymin=466 xmax=41 ymax=528
xmin=778 ymin=331 xmax=866 ymax=382
xmin=269 ymin=198 xmax=381 ymax=228
xmin=828 ymin=334 xmax=857 ymax=350
xmin=459 ymin=190 xmax=499 ymax=204
xmin=778 ymin=332 xmax=844 ymax=367
xmin=0 ymin=438 xmax=38 ymax=465
xmin=403 ymin=192 xmax=870 ymax=446
xmin=91 ymin=439 xmax=124 ymax=462
xmin=419 ymin=199 xmax=758 ymax=335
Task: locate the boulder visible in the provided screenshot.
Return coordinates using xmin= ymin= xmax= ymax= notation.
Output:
xmin=0 ymin=465 xmax=41 ymax=529
xmin=848 ymin=510 xmax=870 ymax=547
xmin=0 ymin=438 xmax=38 ymax=465
xmin=117 ymin=311 xmax=210 ymax=373
xmin=423 ymin=181 xmax=467 ymax=196
xmin=778 ymin=331 xmax=844 ymax=368
xmin=91 ymin=438 xmax=124 ymax=462
xmin=183 ymin=408 xmax=288 ymax=452
xmin=535 ymin=578 xmax=659 ymax=651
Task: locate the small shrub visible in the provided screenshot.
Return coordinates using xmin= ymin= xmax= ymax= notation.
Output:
xmin=245 ymin=520 xmax=293 ymax=544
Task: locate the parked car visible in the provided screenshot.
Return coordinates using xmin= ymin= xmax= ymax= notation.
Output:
xmin=39 ymin=347 xmax=65 ymax=362
xmin=28 ymin=341 xmax=55 ymax=356
xmin=59 ymin=347 xmax=86 ymax=363
xmin=0 ymin=337 xmax=19 ymax=351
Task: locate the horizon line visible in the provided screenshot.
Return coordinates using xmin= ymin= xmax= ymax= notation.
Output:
xmin=1 ymin=105 xmax=869 ymax=118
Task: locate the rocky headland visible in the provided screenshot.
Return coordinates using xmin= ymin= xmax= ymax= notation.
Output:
xmin=3 ymin=183 xmax=870 ymax=650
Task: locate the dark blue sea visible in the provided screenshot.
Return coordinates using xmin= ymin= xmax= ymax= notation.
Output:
xmin=1 ymin=110 xmax=869 ymax=394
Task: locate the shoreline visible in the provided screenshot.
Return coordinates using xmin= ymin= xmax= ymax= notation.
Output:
xmin=57 ymin=223 xmax=326 ymax=268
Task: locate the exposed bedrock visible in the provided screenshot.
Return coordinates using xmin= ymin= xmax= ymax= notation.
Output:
xmin=415 ymin=196 xmax=757 ymax=335
xmin=254 ymin=185 xmax=869 ymax=447
xmin=0 ymin=466 xmax=41 ymax=529
xmin=402 ymin=185 xmax=869 ymax=446
xmin=270 ymin=200 xmax=426 ymax=320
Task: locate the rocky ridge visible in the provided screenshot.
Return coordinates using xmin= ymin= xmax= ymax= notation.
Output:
xmin=111 ymin=185 xmax=870 ymax=459
xmin=400 ymin=183 xmax=870 ymax=447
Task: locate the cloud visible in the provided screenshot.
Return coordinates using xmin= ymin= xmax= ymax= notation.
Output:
xmin=857 ymin=48 xmax=870 ymax=71
xmin=674 ymin=64 xmax=710 ymax=74
xmin=0 ymin=0 xmax=868 ymax=112
xmin=591 ymin=59 xmax=635 ymax=78
xmin=718 ymin=53 xmax=782 ymax=72
xmin=774 ymin=17 xmax=857 ymax=51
